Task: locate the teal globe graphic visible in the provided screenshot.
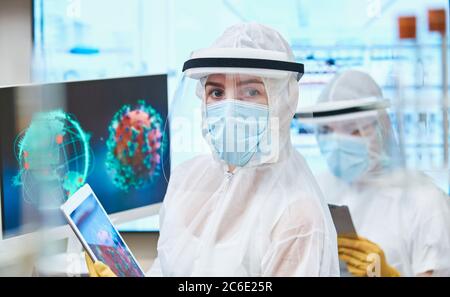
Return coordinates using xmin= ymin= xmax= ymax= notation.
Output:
xmin=13 ymin=110 xmax=91 ymax=209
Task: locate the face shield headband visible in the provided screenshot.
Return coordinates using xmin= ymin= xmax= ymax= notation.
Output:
xmin=295 ymin=98 xmax=390 ymax=124
xmin=182 ymin=48 xmax=304 ymax=81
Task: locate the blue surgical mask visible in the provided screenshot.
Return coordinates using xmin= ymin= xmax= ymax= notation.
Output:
xmin=317 ymin=134 xmax=369 ymax=183
xmin=205 ymin=99 xmax=269 ymax=167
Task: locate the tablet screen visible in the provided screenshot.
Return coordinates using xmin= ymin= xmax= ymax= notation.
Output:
xmin=70 ymin=193 xmax=145 ymax=277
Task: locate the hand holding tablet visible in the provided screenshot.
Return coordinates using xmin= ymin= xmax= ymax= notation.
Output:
xmin=328 ymin=204 xmax=358 ymax=238
xmin=61 ymin=184 xmax=145 ymax=277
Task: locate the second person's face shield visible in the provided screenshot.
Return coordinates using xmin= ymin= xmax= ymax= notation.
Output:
xmin=297 ymin=98 xmax=403 ymax=183
xmin=168 ymin=48 xmax=304 ymax=169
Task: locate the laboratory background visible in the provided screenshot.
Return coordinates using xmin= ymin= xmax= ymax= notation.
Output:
xmin=0 ymin=0 xmax=449 ymax=277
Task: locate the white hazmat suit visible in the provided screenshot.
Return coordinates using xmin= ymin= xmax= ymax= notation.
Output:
xmin=312 ymin=70 xmax=450 ymax=276
xmin=149 ymin=23 xmax=339 ymax=277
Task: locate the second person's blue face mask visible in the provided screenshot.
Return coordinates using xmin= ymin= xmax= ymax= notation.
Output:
xmin=317 ymin=134 xmax=370 ymax=183
xmin=206 ymin=99 xmax=269 ymax=167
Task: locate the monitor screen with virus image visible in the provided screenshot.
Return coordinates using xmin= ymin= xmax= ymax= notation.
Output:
xmin=0 ymin=75 xmax=170 ymax=238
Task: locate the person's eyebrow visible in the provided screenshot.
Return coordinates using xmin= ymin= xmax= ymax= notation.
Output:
xmin=237 ymin=79 xmax=264 ymax=86
xmin=205 ymin=81 xmax=224 ymax=88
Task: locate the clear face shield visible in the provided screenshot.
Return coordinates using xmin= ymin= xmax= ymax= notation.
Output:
xmin=166 ymin=48 xmax=304 ymax=170
xmin=297 ymin=98 xmax=402 ymax=184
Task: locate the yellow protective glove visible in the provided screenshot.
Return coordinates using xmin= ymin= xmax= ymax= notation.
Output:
xmin=338 ymin=235 xmax=401 ymax=277
xmin=84 ymin=252 xmax=117 ymax=277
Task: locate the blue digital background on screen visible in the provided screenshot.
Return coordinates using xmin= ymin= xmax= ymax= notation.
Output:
xmin=0 ymin=75 xmax=170 ymax=238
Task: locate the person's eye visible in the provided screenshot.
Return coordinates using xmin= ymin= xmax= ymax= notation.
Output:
xmin=243 ymin=87 xmax=260 ymax=97
xmin=351 ymin=130 xmax=361 ymax=136
xmin=213 ymin=90 xmax=223 ymax=98
xmin=208 ymin=88 xmax=224 ymax=99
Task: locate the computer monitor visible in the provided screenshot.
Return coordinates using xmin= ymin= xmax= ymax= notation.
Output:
xmin=0 ymin=75 xmax=170 ymax=242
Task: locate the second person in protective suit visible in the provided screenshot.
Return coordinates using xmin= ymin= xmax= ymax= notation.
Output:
xmin=299 ymin=70 xmax=450 ymax=277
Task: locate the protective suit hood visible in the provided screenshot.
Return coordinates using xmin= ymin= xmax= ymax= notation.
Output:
xmin=186 ymin=22 xmax=303 ymax=168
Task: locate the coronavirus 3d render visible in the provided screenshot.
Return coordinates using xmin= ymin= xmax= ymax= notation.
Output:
xmin=106 ymin=100 xmax=165 ymax=191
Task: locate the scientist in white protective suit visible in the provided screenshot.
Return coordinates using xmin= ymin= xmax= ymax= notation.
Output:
xmin=297 ymin=70 xmax=450 ymax=277
xmin=85 ymin=23 xmax=340 ymax=277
